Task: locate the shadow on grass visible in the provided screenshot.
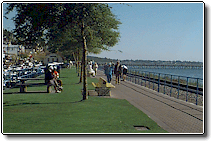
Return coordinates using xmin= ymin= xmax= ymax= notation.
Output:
xmin=58 ymin=77 xmax=67 ymax=78
xmin=3 ymin=99 xmax=84 ymax=107
xmin=4 ymin=91 xmax=48 ymax=95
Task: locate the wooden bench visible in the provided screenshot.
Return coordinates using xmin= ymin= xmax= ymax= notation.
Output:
xmin=91 ymin=77 xmax=115 ymax=96
xmin=17 ymin=78 xmax=45 ymax=93
xmin=17 ymin=78 xmax=63 ymax=93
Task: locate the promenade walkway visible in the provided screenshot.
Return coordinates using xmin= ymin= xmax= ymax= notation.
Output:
xmin=95 ymin=70 xmax=204 ymax=133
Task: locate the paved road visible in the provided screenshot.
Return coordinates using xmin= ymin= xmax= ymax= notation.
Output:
xmin=95 ymin=70 xmax=204 ymax=133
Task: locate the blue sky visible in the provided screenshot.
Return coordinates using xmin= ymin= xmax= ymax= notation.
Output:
xmin=3 ymin=3 xmax=16 ymax=30
xmin=91 ymin=2 xmax=204 ymax=62
xmin=3 ymin=2 xmax=204 ymax=62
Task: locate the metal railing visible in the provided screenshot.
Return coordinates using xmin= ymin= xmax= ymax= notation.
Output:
xmin=98 ymin=65 xmax=203 ymax=105
xmin=126 ymin=70 xmax=203 ymax=106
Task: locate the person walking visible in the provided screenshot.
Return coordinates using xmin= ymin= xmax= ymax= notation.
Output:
xmin=110 ymin=61 xmax=115 ymax=75
xmin=114 ymin=61 xmax=122 ymax=84
xmin=87 ymin=61 xmax=95 ymax=77
xmin=122 ymin=65 xmax=128 ymax=81
xmin=105 ymin=63 xmax=113 ymax=83
xmin=103 ymin=63 xmax=108 ymax=75
xmin=93 ymin=62 xmax=98 ymax=76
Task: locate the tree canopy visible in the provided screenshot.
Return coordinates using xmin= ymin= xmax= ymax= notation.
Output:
xmin=3 ymin=28 xmax=14 ymax=43
xmin=5 ymin=3 xmax=121 ymax=99
xmin=5 ymin=3 xmax=121 ymax=56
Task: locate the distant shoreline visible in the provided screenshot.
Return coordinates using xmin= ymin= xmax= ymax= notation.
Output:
xmin=87 ymin=56 xmax=203 ymax=64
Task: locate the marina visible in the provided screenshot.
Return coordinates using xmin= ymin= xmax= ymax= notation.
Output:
xmin=3 ymin=65 xmax=45 ymax=89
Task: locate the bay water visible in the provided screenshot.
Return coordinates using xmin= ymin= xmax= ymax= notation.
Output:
xmin=128 ymin=67 xmax=203 ymax=86
xmin=130 ymin=68 xmax=203 ymax=79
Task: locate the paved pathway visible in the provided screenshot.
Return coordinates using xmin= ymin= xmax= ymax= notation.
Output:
xmin=95 ymin=70 xmax=204 ymax=133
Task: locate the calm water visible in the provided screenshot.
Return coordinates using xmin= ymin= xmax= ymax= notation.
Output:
xmin=128 ymin=67 xmax=203 ymax=79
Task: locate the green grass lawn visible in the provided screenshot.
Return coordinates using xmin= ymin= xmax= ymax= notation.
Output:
xmin=3 ymin=68 xmax=167 ymax=133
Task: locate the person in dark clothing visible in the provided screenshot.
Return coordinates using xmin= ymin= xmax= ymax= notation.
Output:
xmin=57 ymin=65 xmax=61 ymax=74
xmin=122 ymin=65 xmax=128 ymax=81
xmin=46 ymin=70 xmax=54 ymax=81
xmin=45 ymin=65 xmax=50 ymax=84
xmin=114 ymin=61 xmax=122 ymax=84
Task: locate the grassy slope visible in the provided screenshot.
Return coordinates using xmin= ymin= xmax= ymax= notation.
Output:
xmin=3 ymin=68 xmax=167 ymax=133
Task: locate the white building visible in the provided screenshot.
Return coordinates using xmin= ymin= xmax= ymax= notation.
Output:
xmin=43 ymin=53 xmax=63 ymax=65
xmin=3 ymin=43 xmax=25 ymax=56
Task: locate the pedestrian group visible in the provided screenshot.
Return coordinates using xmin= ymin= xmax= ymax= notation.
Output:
xmin=87 ymin=61 xmax=99 ymax=77
xmin=104 ymin=61 xmax=128 ymax=84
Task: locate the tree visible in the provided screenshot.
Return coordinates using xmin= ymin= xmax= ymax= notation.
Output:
xmin=50 ymin=3 xmax=121 ymax=99
xmin=63 ymin=3 xmax=121 ymax=99
xmin=5 ymin=3 xmax=121 ymax=100
xmin=3 ymin=28 xmax=15 ymax=44
xmin=5 ymin=3 xmax=61 ymax=47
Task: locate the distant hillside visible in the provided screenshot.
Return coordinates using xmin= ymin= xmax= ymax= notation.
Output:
xmin=87 ymin=56 xmax=117 ymax=63
xmin=87 ymin=56 xmax=203 ymax=66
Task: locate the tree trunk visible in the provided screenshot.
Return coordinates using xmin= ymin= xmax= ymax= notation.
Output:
xmin=73 ymin=51 xmax=80 ymax=76
xmin=79 ymin=58 xmax=83 ymax=83
xmin=82 ymin=21 xmax=88 ymax=100
xmin=72 ymin=52 xmax=78 ymax=74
